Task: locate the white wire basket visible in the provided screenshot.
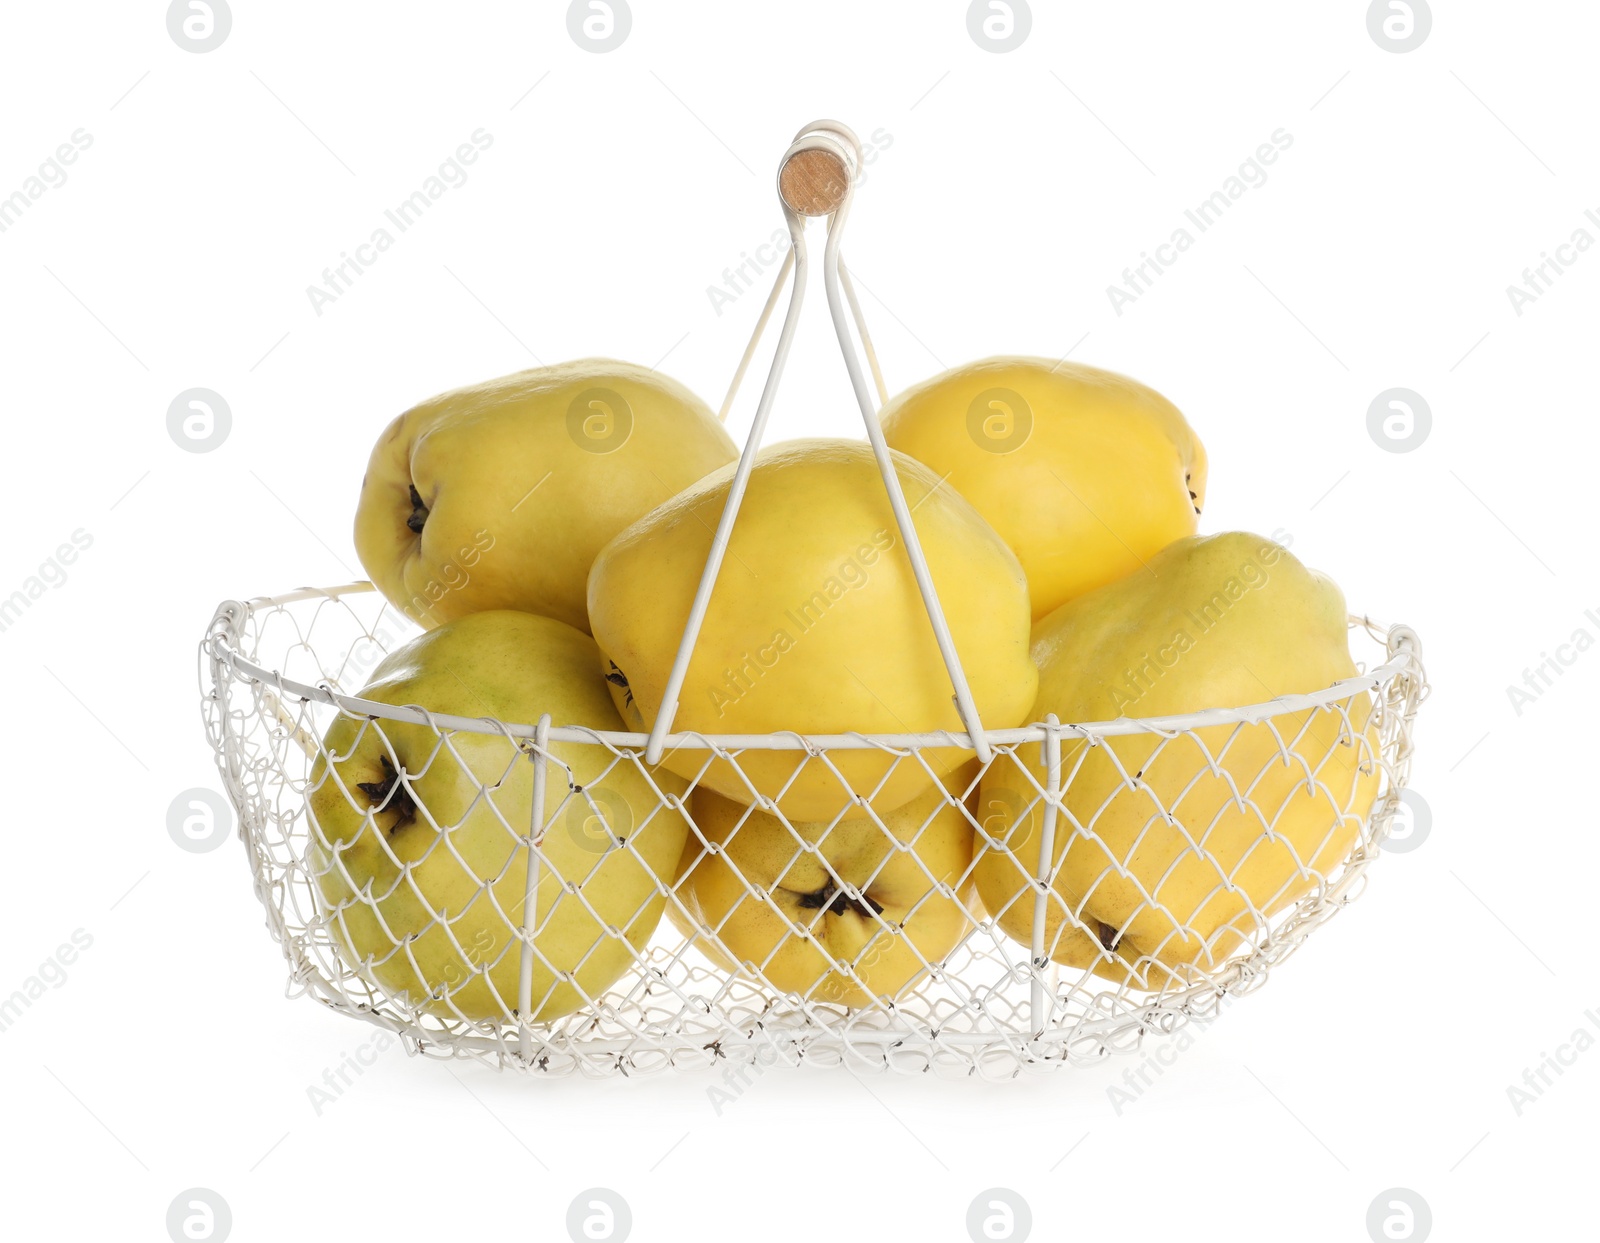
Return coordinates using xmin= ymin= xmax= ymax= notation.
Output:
xmin=199 ymin=122 xmax=1428 ymax=1077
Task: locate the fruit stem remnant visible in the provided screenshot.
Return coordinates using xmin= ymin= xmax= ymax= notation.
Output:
xmin=605 ymin=662 xmax=634 ymax=708
xmin=356 ymin=755 xmax=418 ymax=834
xmin=406 ymin=483 xmax=430 ymax=535
xmin=796 ymin=883 xmax=886 ymax=921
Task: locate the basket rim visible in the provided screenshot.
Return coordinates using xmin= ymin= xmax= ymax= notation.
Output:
xmin=205 ymin=582 xmax=1423 ymax=752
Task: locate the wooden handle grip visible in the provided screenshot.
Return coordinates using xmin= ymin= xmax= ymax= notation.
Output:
xmin=778 ymin=146 xmax=852 ymax=217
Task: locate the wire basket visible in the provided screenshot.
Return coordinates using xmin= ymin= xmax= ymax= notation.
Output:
xmin=199 ymin=122 xmax=1428 ymax=1077
xmin=201 ymin=587 xmax=1422 ymax=1078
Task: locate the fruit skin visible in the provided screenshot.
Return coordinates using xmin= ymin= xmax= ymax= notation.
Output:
xmin=971 ymin=532 xmax=1379 ymax=991
xmin=669 ymin=765 xmax=981 ymax=1007
xmin=354 ymin=360 xmax=736 ymax=634
xmin=306 ymin=610 xmax=689 ymax=1022
xmin=880 ymin=357 xmax=1208 ymax=621
xmin=587 ymin=438 xmax=1038 ymax=820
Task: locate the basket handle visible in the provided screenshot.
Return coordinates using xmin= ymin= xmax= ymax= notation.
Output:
xmin=644 ymin=121 xmax=992 ymax=767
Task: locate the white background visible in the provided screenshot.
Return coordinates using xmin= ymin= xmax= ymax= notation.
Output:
xmin=2 ymin=1 xmax=1595 ymax=1239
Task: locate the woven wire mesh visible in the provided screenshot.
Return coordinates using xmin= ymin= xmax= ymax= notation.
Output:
xmin=200 ymin=583 xmax=1425 ymax=1079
